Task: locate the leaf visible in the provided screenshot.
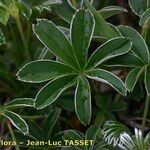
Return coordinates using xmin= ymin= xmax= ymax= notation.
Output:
xmin=86 ymin=69 xmax=127 ymax=96
xmin=125 ymin=67 xmax=144 ymax=92
xmin=99 ymin=6 xmax=127 ymax=19
xmin=35 ymin=75 xmax=77 ymax=109
xmin=3 ymin=110 xmax=28 ymax=134
xmin=102 ymin=121 xmax=130 ymax=147
xmin=129 ymin=0 xmax=148 ymax=16
xmin=16 ymin=1 xmax=32 ymax=18
xmin=93 ymin=23 xmax=121 ymax=39
xmin=145 ymin=66 xmax=150 ymax=95
xmin=27 ymin=121 xmax=42 ymax=139
xmin=85 ymin=125 xmax=99 ymax=140
xmin=21 ymin=0 xmax=62 ymax=6
xmin=75 ymin=76 xmax=91 ymax=125
xmin=85 ymin=125 xmax=99 ymax=149
xmin=86 ymin=37 xmax=132 ymax=69
xmin=105 ymin=53 xmax=145 ymax=67
xmin=108 ymin=23 xmax=122 ymax=36
xmin=43 ymin=108 xmax=61 ymax=139
xmin=0 ymin=6 xmax=9 ymax=25
xmin=4 ymin=98 xmax=34 ymax=109
xmin=58 ymin=26 xmax=70 ymax=39
xmin=131 ymin=82 xmax=144 ymax=101
xmin=139 ymin=8 xmax=150 ymax=26
xmin=0 ymin=30 xmax=6 ymax=45
xmin=118 ymin=26 xmax=149 ymax=64
xmin=33 ymin=19 xmax=79 ymax=69
xmin=108 ymin=101 xmax=127 ymax=112
xmin=41 ymin=0 xmax=62 ymax=5
xmin=67 ymin=0 xmax=83 ymax=10
xmin=71 ymin=9 xmax=95 ymax=69
xmin=55 ymin=0 xmax=74 ymax=23
xmin=146 ymin=26 xmax=150 ymax=50
xmin=83 ymin=0 xmax=117 ymax=39
xmin=17 ymin=60 xmax=75 ymax=83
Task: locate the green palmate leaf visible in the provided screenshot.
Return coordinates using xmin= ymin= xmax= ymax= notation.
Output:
xmin=139 ymin=8 xmax=150 ymax=26
xmin=86 ymin=69 xmax=127 ymax=96
xmin=4 ymin=98 xmax=34 ymax=109
xmin=105 ymin=53 xmax=145 ymax=67
xmin=43 ymin=108 xmax=61 ymax=139
xmin=125 ymin=67 xmax=144 ymax=92
xmin=119 ymin=26 xmax=149 ymax=64
xmin=33 ymin=19 xmax=79 ymax=69
xmin=99 ymin=6 xmax=127 ymax=19
xmin=145 ymin=66 xmax=150 ymax=95
xmin=3 ymin=110 xmax=28 ymax=134
xmin=35 ymin=75 xmax=77 ymax=109
xmin=0 ymin=6 xmax=9 ymax=25
xmin=75 ymin=76 xmax=91 ymax=125
xmin=71 ymin=9 xmax=95 ymax=69
xmin=0 ymin=30 xmax=5 ymax=44
xmin=129 ymin=0 xmax=149 ymax=16
xmin=86 ymin=37 xmax=132 ymax=69
xmin=17 ymin=60 xmax=75 ymax=83
xmin=83 ymin=0 xmax=117 ymax=39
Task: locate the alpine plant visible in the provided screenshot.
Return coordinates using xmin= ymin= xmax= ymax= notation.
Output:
xmin=17 ymin=9 xmax=132 ymax=125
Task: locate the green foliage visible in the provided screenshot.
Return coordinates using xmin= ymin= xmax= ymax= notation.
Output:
xmin=95 ymin=94 xmax=127 ymax=125
xmin=139 ymin=8 xmax=150 ymax=26
xmin=129 ymin=0 xmax=149 ymax=16
xmin=0 ymin=98 xmax=34 ymax=134
xmin=99 ymin=6 xmax=127 ymax=19
xmin=17 ymin=9 xmax=131 ymax=125
xmin=1 ymin=0 xmax=150 ymax=149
